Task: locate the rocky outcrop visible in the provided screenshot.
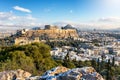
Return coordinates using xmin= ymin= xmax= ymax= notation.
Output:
xmin=13 ymin=25 xmax=79 ymax=45
xmin=0 ymin=69 xmax=31 ymax=80
xmin=46 ymin=66 xmax=69 ymax=76
xmin=16 ymin=25 xmax=79 ymax=39
xmin=38 ymin=66 xmax=104 ymax=80
xmin=57 ymin=67 xmax=104 ymax=80
xmin=0 ymin=67 xmax=104 ymax=80
xmin=26 ymin=29 xmax=79 ymax=39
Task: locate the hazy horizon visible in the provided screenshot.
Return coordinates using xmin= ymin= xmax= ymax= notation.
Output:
xmin=1 ymin=0 xmax=120 ymax=30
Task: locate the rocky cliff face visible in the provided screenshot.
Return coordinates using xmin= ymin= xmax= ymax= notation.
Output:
xmin=0 ymin=66 xmax=104 ymax=80
xmin=17 ymin=26 xmax=79 ymax=39
xmin=26 ymin=29 xmax=79 ymax=39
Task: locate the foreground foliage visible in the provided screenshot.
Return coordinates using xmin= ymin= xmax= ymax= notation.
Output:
xmin=0 ymin=42 xmax=57 ymax=75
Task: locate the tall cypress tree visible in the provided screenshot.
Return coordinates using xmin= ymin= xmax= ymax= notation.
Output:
xmin=91 ymin=59 xmax=97 ymax=70
xmin=97 ymin=58 xmax=100 ymax=72
xmin=106 ymin=59 xmax=111 ymax=80
xmin=112 ymin=57 xmax=115 ymax=66
xmin=63 ymin=52 xmax=75 ymax=68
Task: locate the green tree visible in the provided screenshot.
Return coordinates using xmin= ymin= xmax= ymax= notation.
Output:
xmin=112 ymin=57 xmax=115 ymax=66
xmin=63 ymin=53 xmax=75 ymax=68
xmin=0 ymin=42 xmax=58 ymax=75
xmin=91 ymin=59 xmax=97 ymax=70
xmin=106 ymin=59 xmax=111 ymax=80
xmin=97 ymin=58 xmax=100 ymax=72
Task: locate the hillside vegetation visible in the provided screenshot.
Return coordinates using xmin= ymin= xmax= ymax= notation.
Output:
xmin=0 ymin=42 xmax=57 ymax=75
xmin=0 ymin=42 xmax=120 ymax=80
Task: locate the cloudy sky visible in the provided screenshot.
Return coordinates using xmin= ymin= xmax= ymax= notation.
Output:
xmin=0 ymin=0 xmax=120 ymax=30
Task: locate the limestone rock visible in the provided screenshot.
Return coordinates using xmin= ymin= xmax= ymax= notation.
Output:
xmin=39 ymin=66 xmax=104 ymax=80
xmin=58 ymin=67 xmax=104 ymax=80
xmin=40 ymin=66 xmax=69 ymax=80
xmin=0 ymin=69 xmax=31 ymax=80
xmin=0 ymin=67 xmax=104 ymax=80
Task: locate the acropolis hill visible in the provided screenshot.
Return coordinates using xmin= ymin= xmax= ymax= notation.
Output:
xmin=14 ymin=24 xmax=79 ymax=45
xmin=17 ymin=25 xmax=78 ymax=38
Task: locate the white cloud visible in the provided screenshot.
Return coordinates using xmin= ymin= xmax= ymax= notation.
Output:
xmin=13 ymin=6 xmax=31 ymax=13
xmin=85 ymin=17 xmax=120 ymax=29
xmin=0 ymin=11 xmax=120 ymax=30
xmin=98 ymin=17 xmax=120 ymax=22
xmin=53 ymin=17 xmax=120 ymax=30
xmin=0 ymin=12 xmax=13 ymax=20
xmin=0 ymin=11 xmax=43 ymax=29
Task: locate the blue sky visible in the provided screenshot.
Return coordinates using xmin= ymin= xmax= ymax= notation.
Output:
xmin=0 ymin=0 xmax=120 ymax=29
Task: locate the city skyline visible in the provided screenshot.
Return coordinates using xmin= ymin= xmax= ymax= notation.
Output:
xmin=0 ymin=0 xmax=120 ymax=30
